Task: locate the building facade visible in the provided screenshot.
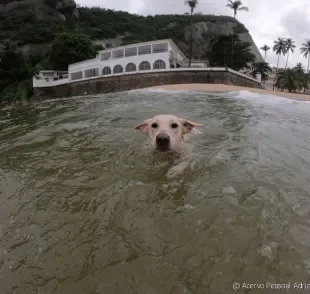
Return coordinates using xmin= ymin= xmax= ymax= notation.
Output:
xmin=68 ymin=39 xmax=187 ymax=81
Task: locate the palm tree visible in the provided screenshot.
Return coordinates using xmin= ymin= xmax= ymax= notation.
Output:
xmin=273 ymin=38 xmax=286 ymax=70
xmin=251 ymin=62 xmax=272 ymax=82
xmin=272 ymin=38 xmax=286 ymax=90
xmin=300 ymin=39 xmax=310 ymax=92
xmin=300 ymin=39 xmax=310 ymax=74
xmin=260 ymin=45 xmax=270 ymax=61
xmin=185 ymin=0 xmax=198 ymax=68
xmin=225 ymin=1 xmax=248 ymax=64
xmin=284 ymin=38 xmax=296 ymax=69
xmin=226 ymin=0 xmax=249 ymax=19
xmin=276 ymin=68 xmax=304 ymax=92
xmin=294 ymin=62 xmax=304 ymax=73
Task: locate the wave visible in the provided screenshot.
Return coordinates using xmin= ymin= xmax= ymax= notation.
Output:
xmin=220 ymin=90 xmax=310 ymax=105
xmin=128 ymin=87 xmax=200 ymax=95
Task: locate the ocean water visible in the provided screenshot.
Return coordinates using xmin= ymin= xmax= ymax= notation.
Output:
xmin=1 ymin=89 xmax=310 ymax=293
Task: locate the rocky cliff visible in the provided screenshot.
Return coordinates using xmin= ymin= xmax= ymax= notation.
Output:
xmin=0 ymin=0 xmax=79 ymax=22
xmin=182 ymin=21 xmax=263 ymax=63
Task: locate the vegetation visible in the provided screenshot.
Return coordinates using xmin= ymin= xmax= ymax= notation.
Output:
xmin=275 ymin=68 xmax=307 ymax=92
xmin=300 ymin=39 xmax=310 ymax=74
xmin=0 ymin=31 xmax=98 ymax=105
xmin=263 ymin=37 xmax=310 ymax=92
xmin=0 ymin=8 xmax=248 ymax=46
xmin=49 ymin=32 xmax=97 ymax=70
xmin=294 ymin=62 xmax=304 ymax=74
xmin=185 ymin=0 xmax=199 ymax=68
xmin=273 ymin=38 xmax=286 ymax=70
xmin=250 ymin=62 xmax=272 ymax=82
xmin=0 ymin=43 xmax=35 ymax=105
xmin=284 ymin=38 xmax=296 ymax=69
xmin=207 ymin=34 xmax=255 ymax=70
xmin=260 ymin=45 xmax=270 ymax=61
xmin=226 ymin=0 xmax=249 ymax=19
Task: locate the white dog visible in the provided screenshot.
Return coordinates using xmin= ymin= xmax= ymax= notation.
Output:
xmin=135 ymin=114 xmax=203 ymax=178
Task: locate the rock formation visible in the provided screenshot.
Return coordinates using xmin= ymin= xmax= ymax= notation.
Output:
xmin=0 ymin=0 xmax=79 ymax=22
xmin=182 ymin=21 xmax=264 ymax=63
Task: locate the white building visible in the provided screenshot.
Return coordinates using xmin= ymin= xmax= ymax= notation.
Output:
xmin=35 ymin=39 xmax=202 ymax=87
xmin=68 ymin=39 xmax=190 ymax=81
xmin=33 ymin=70 xmax=69 ymax=87
xmin=34 ymin=70 xmax=68 ymax=80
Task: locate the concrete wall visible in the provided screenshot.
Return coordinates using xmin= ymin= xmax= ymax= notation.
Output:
xmin=34 ymin=69 xmax=261 ymax=100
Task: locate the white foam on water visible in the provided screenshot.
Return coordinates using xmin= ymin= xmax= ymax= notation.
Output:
xmin=129 ymin=87 xmax=200 ymax=95
xmin=184 ymin=204 xmax=196 ymax=210
xmin=0 ymin=119 xmax=12 ymax=124
xmin=42 ymin=96 xmax=83 ymax=103
xmin=192 ymin=128 xmax=202 ymax=135
xmin=223 ymin=90 xmax=310 ymax=106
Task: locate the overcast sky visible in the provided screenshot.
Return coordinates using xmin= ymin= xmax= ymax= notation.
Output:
xmin=77 ymin=0 xmax=310 ymax=69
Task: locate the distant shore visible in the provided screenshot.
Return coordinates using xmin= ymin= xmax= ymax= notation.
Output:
xmin=150 ymin=84 xmax=310 ymax=101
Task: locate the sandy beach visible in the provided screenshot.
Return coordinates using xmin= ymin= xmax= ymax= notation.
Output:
xmin=151 ymin=84 xmax=310 ymax=101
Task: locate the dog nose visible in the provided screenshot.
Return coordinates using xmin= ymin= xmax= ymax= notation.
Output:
xmin=156 ymin=133 xmax=170 ymax=145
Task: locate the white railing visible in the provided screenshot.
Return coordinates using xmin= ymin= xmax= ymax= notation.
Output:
xmin=33 ymin=67 xmax=261 ymax=88
xmin=33 ymin=77 xmax=70 ymax=87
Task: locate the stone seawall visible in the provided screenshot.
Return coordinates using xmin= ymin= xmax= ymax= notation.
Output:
xmin=34 ymin=70 xmax=261 ymax=100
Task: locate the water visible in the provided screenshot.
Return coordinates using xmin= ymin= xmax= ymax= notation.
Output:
xmin=1 ymin=89 xmax=310 ymax=294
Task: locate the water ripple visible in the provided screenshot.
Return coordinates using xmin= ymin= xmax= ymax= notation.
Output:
xmin=1 ymin=90 xmax=310 ymax=293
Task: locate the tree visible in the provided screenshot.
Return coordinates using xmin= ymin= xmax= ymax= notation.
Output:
xmin=273 ymin=38 xmax=286 ymax=70
xmin=0 ymin=43 xmax=35 ymax=104
xmin=284 ymin=38 xmax=296 ymax=69
xmin=275 ymin=68 xmax=304 ymax=92
xmin=185 ymin=0 xmax=198 ymax=68
xmin=208 ymin=34 xmax=255 ymax=71
xmin=272 ymin=38 xmax=286 ymax=90
xmin=0 ymin=43 xmax=31 ymax=90
xmin=293 ymin=62 xmax=310 ymax=91
xmin=48 ymin=32 xmax=96 ymax=70
xmin=294 ymin=62 xmax=304 ymax=74
xmin=260 ymin=45 xmax=270 ymax=61
xmin=226 ymin=0 xmax=249 ymax=19
xmin=0 ymin=43 xmax=27 ymax=89
xmin=251 ymin=62 xmax=272 ymax=82
xmin=300 ymin=39 xmax=310 ymax=74
xmin=300 ymin=39 xmax=310 ymax=92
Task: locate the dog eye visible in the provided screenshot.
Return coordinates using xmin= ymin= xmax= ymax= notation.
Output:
xmin=171 ymin=123 xmax=178 ymax=128
xmin=151 ymin=123 xmax=158 ymax=128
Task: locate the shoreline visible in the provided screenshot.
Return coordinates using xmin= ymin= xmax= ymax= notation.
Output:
xmin=150 ymin=84 xmax=310 ymax=101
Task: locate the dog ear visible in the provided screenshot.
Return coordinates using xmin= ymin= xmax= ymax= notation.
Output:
xmin=178 ymin=118 xmax=203 ymax=134
xmin=135 ymin=119 xmax=150 ymax=134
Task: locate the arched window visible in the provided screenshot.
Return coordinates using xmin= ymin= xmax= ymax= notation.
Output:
xmin=139 ymin=61 xmax=151 ymax=71
xmin=125 ymin=63 xmax=137 ymax=72
xmin=113 ymin=65 xmax=123 ymax=74
xmin=102 ymin=67 xmax=111 ymax=75
xmin=153 ymin=60 xmax=166 ymax=70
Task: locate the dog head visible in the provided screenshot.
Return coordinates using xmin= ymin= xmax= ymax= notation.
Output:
xmin=135 ymin=114 xmax=202 ymax=152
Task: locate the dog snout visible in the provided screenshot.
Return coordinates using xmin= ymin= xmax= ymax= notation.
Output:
xmin=156 ymin=133 xmax=170 ymax=144
xmin=156 ymin=133 xmax=171 ymax=151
